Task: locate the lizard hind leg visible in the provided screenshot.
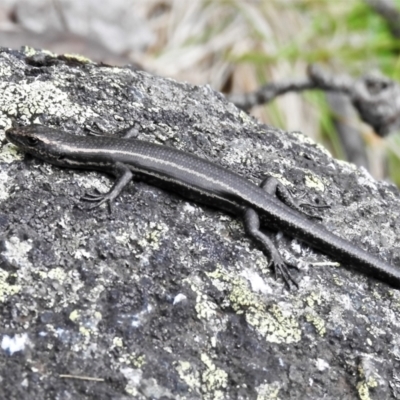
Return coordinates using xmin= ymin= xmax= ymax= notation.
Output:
xmin=260 ymin=176 xmax=328 ymax=220
xmin=243 ymin=207 xmax=299 ymax=289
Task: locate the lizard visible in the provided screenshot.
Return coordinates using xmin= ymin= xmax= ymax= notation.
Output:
xmin=5 ymin=124 xmax=400 ymax=289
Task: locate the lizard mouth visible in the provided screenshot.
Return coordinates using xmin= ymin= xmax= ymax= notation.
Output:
xmin=5 ymin=128 xmax=24 ymax=148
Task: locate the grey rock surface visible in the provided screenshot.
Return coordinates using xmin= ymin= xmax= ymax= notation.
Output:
xmin=1 ymin=47 xmax=400 ymax=400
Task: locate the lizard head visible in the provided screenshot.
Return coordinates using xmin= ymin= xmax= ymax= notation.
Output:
xmin=6 ymin=124 xmax=76 ymax=166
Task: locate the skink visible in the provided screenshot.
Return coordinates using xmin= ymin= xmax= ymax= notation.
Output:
xmin=5 ymin=124 xmax=400 ymax=288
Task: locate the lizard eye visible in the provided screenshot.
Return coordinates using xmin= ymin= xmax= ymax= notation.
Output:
xmin=27 ymin=137 xmax=39 ymax=146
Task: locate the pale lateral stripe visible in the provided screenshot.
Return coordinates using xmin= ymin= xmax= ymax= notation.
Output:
xmin=44 ymin=140 xmax=269 ymax=211
xmin=65 ymin=154 xmax=239 ymax=209
xmin=127 ymin=164 xmax=241 ymax=209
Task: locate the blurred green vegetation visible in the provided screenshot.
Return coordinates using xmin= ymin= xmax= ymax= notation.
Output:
xmin=149 ymin=0 xmax=400 ymax=183
xmin=228 ymin=0 xmax=400 ymax=183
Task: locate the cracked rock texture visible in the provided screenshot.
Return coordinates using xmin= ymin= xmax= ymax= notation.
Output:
xmin=1 ymin=47 xmax=400 ymax=400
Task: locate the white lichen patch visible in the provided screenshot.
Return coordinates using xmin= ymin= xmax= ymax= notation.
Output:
xmin=121 ymin=367 xmax=173 ymax=399
xmin=0 ymin=170 xmax=12 ymax=200
xmin=0 ymin=62 xmax=12 ymax=78
xmin=74 ymin=248 xmax=93 ymax=260
xmin=240 ymin=268 xmax=272 ymax=295
xmin=1 ymin=333 xmax=30 ymax=355
xmin=74 ymin=172 xmax=112 ymax=194
xmin=112 ymin=336 xmax=123 ymax=348
xmin=315 ymin=358 xmax=330 ymax=371
xmin=120 ymin=367 xmax=142 ymax=397
xmin=357 ymin=167 xmax=379 ymax=190
xmin=292 ymin=131 xmax=332 ymax=157
xmin=2 ymin=236 xmax=32 ymax=268
xmin=0 ymin=80 xmax=96 ymax=122
xmin=114 ymin=230 xmax=131 ymax=245
xmin=221 ymin=138 xmax=273 ymax=169
xmin=268 ymin=172 xmax=293 ymax=187
xmin=336 ymin=158 xmax=358 ymax=172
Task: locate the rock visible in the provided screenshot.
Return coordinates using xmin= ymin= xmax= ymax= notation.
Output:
xmin=0 ymin=47 xmax=399 ymax=399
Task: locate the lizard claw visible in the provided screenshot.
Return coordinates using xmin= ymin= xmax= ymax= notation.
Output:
xmin=81 ymin=194 xmax=104 ymax=202
xmin=81 ymin=190 xmax=115 ymax=212
xmin=268 ymin=256 xmax=299 ymax=289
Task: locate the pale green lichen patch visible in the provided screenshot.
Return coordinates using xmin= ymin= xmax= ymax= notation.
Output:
xmin=200 ymin=353 xmax=228 ymax=400
xmin=114 ymin=230 xmax=132 ymax=245
xmin=356 ymin=377 xmax=378 ymax=400
xmin=78 ymin=326 xmax=91 ymax=338
xmin=47 ymin=267 xmax=68 ymax=283
xmin=0 ymin=142 xmax=24 ymax=163
xmin=21 ymin=46 xmax=56 ymax=58
xmin=138 ymin=222 xmax=170 ymax=251
xmin=304 ymin=174 xmax=325 ymax=192
xmin=256 ymin=381 xmax=282 ymax=400
xmin=0 ymin=270 xmax=21 ymax=302
xmin=66 ymin=308 xmax=105 ymax=347
xmin=63 ymin=53 xmax=93 ymax=63
xmin=332 ymin=274 xmax=344 ymax=287
xmin=0 ymin=80 xmax=96 ymax=123
xmin=206 ymin=266 xmax=301 ymax=344
xmin=246 ymin=303 xmax=301 ymax=343
xmin=130 ymin=354 xmax=146 ymax=369
xmin=305 ymin=291 xmax=323 ymax=308
xmin=113 ymin=336 xmax=123 ymax=347
xmin=176 ymin=360 xmax=201 ymax=392
xmin=305 ymin=312 xmax=326 ymax=336
xmin=69 ymin=309 xmax=80 ymax=322
xmin=355 ymin=347 xmax=380 ymax=399
xmin=189 ymin=279 xmax=219 ymax=321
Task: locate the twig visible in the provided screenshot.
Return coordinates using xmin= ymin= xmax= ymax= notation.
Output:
xmin=228 ymin=64 xmax=400 ymax=137
xmin=308 ymin=64 xmax=400 ymax=137
xmin=59 ymin=374 xmax=105 ymax=382
xmin=227 ymin=79 xmax=317 ymax=112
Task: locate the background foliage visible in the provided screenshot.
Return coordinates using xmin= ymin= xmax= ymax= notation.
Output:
xmin=2 ymin=0 xmax=400 ymax=182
